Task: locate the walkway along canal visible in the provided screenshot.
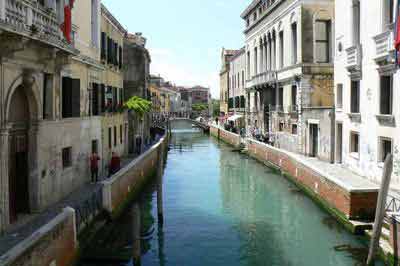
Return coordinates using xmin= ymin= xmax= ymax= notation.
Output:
xmin=79 ymin=120 xmax=384 ymax=266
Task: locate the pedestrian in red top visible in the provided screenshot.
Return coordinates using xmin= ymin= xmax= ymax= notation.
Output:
xmin=109 ymin=152 xmax=121 ymax=176
xmin=90 ymin=152 xmax=100 ymax=183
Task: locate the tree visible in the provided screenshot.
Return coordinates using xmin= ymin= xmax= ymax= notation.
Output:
xmin=212 ymin=99 xmax=220 ymax=117
xmin=192 ymin=103 xmax=208 ymax=112
xmin=124 ymin=96 xmax=152 ymax=118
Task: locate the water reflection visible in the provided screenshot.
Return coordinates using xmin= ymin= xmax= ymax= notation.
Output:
xmin=81 ymin=121 xmax=385 ymax=266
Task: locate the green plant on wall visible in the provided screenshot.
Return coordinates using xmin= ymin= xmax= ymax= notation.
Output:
xmin=124 ymin=96 xmax=152 ymax=118
xmin=192 ymin=103 xmax=208 ymax=112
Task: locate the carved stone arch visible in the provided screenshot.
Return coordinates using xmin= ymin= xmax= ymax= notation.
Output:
xmin=5 ymin=71 xmax=40 ymax=124
xmin=313 ymin=9 xmax=331 ymax=22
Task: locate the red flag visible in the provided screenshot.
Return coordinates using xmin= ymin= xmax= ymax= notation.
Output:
xmin=396 ymin=14 xmax=400 ymax=50
xmin=63 ymin=5 xmax=72 ymax=43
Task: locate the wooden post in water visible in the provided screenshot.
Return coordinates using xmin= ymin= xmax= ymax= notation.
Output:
xmin=367 ymin=154 xmax=393 ymax=265
xmin=157 ymin=140 xmax=164 ymax=225
xmin=132 ymin=202 xmax=141 ymax=266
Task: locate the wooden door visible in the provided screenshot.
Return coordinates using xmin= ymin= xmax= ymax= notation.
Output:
xmin=9 ymin=132 xmax=29 ymax=223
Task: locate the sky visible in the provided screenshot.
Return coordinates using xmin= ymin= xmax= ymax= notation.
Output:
xmin=102 ymin=0 xmax=250 ymax=99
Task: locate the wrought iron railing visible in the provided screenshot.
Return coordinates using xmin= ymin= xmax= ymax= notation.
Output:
xmin=72 ymin=186 xmax=103 ymax=233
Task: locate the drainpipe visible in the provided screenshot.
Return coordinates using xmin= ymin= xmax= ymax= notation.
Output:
xmin=330 ymin=107 xmax=336 ymax=164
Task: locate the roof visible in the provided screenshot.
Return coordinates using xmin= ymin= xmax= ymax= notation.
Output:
xmin=101 ymin=4 xmax=127 ymax=35
xmin=241 ymin=0 xmax=261 ymax=18
xmin=230 ymin=47 xmax=245 ymax=60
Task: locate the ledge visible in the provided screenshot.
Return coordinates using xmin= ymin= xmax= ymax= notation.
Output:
xmin=376 ymin=114 xmax=396 ymax=127
xmin=347 ymin=113 xmax=361 ymax=123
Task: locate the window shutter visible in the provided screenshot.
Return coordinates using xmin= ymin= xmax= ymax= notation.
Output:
xmin=92 ymin=83 xmax=99 ymax=116
xmin=101 ymin=84 xmax=106 ymax=113
xmin=71 ymin=79 xmax=81 ymax=117
xmin=119 ymin=46 xmax=122 ymax=69
xmin=114 ymin=42 xmax=118 ymax=66
xmin=101 ymin=32 xmax=106 ymax=60
xmin=107 ymin=37 xmax=112 ymax=64
xmin=62 ymin=77 xmax=72 ymax=118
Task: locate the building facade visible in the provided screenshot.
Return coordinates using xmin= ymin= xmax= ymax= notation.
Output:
xmin=229 ymin=48 xmax=246 ymax=115
xmin=123 ymin=33 xmax=151 ymax=155
xmin=242 ymin=0 xmax=335 ymax=162
xmin=100 ymin=4 xmax=128 ymax=173
xmin=334 ymin=0 xmax=400 ymax=186
xmin=0 ymin=0 xmax=105 ymax=231
xmin=220 ymin=49 xmax=238 ymax=116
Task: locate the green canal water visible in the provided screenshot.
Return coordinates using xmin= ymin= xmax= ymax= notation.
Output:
xmin=81 ymin=120 xmax=385 ymax=266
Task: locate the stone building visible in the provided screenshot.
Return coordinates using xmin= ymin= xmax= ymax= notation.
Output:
xmin=220 ymin=48 xmax=238 ymax=116
xmin=123 ymin=33 xmax=151 ymax=155
xmin=334 ymin=0 xmax=400 ymax=186
xmin=100 ymin=4 xmax=128 ymax=171
xmin=229 ymin=47 xmax=246 ymax=117
xmin=0 ymin=0 xmax=104 ymax=231
xmin=242 ymin=0 xmax=335 ymax=162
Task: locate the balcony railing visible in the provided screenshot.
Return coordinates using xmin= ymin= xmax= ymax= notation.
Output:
xmin=246 ymin=71 xmax=277 ymax=89
xmin=0 ymin=0 xmax=75 ymax=52
xmin=345 ymin=45 xmax=362 ymax=72
xmin=373 ymin=30 xmax=395 ymax=64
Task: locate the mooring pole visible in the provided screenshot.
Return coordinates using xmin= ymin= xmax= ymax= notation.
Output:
xmin=366 ymin=154 xmax=393 ymax=265
xmin=157 ymin=140 xmax=164 ymax=225
xmin=132 ymin=202 xmax=141 ymax=266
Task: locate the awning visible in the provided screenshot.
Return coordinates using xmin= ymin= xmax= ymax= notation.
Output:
xmin=227 ymin=114 xmax=243 ymax=121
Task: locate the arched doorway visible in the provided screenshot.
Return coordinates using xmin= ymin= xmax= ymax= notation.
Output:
xmin=8 ymin=85 xmax=31 ymax=223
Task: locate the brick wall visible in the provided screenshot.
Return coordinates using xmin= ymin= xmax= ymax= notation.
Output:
xmin=0 ymin=208 xmax=77 ymax=266
xmin=247 ymin=140 xmax=377 ymax=220
xmin=210 ymin=125 xmax=240 ymax=147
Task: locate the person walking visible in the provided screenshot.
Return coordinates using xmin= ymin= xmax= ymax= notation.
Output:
xmin=90 ymin=152 xmax=100 ymax=183
xmin=109 ymin=152 xmax=121 ymax=176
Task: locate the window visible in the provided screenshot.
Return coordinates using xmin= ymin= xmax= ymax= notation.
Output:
xmin=379 ymin=137 xmax=392 ymax=162
xmin=108 ymin=127 xmax=112 ymax=149
xmin=247 ymin=51 xmax=251 ymax=78
xmin=315 ymin=20 xmax=331 ymax=63
xmin=92 ymin=83 xmax=99 ymax=116
xmin=291 ymin=85 xmax=297 ymax=108
xmin=292 ymin=124 xmax=298 ymax=135
xmin=278 ymin=87 xmax=284 ymax=109
xmin=337 ymin=84 xmax=343 ymax=109
xmin=279 ymin=122 xmax=284 ymax=131
xmin=100 ymin=84 xmax=106 ymax=113
xmin=380 ymin=75 xmax=393 ymax=115
xmin=350 ymin=132 xmax=359 ymax=154
xmin=246 ymin=18 xmax=250 ymax=27
xmin=279 ymin=31 xmax=284 ymax=68
xmin=43 ymin=73 xmax=53 ymax=120
xmin=291 ymin=23 xmax=297 ymax=64
xmin=242 ymin=71 xmax=245 ymax=86
xmin=350 ymin=80 xmax=360 ymax=113
xmin=253 ymin=12 xmax=257 ymax=22
xmin=101 ymin=32 xmax=106 ymax=60
xmin=62 ymin=77 xmax=80 ymax=118
xmin=62 ymin=147 xmax=72 ymax=169
xmin=92 ymin=140 xmax=98 ymax=154
xmin=119 ymin=46 xmax=123 ymax=69
xmin=120 ymin=125 xmax=123 ymax=144
xmin=114 ymin=126 xmax=117 ymax=147
xmin=254 ymin=47 xmax=258 ymax=75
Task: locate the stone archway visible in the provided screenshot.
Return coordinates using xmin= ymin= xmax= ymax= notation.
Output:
xmin=3 ymin=72 xmax=40 ymax=225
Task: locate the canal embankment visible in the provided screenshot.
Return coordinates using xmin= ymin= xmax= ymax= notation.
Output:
xmin=0 ymin=129 xmax=169 ymax=266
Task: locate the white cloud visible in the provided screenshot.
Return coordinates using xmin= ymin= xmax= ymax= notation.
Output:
xmin=148 ymin=47 xmax=220 ymax=99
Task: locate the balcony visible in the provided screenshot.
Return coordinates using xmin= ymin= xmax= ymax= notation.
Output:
xmin=345 ymin=45 xmax=362 ymax=75
xmin=246 ymin=71 xmax=277 ymax=90
xmin=373 ymin=30 xmax=395 ymax=65
xmin=0 ymin=0 xmax=75 ymax=53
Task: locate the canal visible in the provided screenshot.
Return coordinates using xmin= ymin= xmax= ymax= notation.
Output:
xmin=81 ymin=120 xmax=383 ymax=266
